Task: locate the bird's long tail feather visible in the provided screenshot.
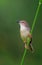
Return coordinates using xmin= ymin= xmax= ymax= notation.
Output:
xmin=29 ymin=44 xmax=34 ymax=53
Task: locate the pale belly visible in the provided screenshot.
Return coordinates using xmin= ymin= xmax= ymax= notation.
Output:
xmin=20 ymin=30 xmax=30 ymax=41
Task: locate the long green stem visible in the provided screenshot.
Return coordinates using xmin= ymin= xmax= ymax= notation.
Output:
xmin=20 ymin=1 xmax=41 ymax=65
xmin=31 ymin=2 xmax=41 ymax=34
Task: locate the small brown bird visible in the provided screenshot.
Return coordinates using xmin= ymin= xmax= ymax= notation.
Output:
xmin=17 ymin=20 xmax=34 ymax=52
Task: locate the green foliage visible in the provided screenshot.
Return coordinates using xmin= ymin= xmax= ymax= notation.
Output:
xmin=39 ymin=0 xmax=42 ymax=3
xmin=0 ymin=0 xmax=42 ymax=65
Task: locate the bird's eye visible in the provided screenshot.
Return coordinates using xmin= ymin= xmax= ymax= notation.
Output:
xmin=22 ymin=22 xmax=24 ymax=23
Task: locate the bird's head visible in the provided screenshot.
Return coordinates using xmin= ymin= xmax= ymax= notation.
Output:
xmin=17 ymin=20 xmax=30 ymax=32
xmin=17 ymin=20 xmax=29 ymax=27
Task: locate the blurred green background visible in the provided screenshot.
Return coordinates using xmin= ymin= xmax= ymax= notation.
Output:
xmin=0 ymin=0 xmax=42 ymax=65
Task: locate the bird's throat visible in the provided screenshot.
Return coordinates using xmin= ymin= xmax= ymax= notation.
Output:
xmin=20 ymin=25 xmax=27 ymax=31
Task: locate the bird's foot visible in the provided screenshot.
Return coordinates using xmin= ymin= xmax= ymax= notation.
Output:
xmin=25 ymin=44 xmax=29 ymax=49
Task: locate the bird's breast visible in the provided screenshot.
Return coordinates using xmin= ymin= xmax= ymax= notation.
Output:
xmin=20 ymin=29 xmax=30 ymax=38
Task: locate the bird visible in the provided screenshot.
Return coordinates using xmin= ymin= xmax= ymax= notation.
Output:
xmin=17 ymin=20 xmax=34 ymax=52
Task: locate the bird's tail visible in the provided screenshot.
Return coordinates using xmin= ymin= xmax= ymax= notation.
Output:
xmin=29 ymin=37 xmax=34 ymax=53
xmin=29 ymin=44 xmax=34 ymax=53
